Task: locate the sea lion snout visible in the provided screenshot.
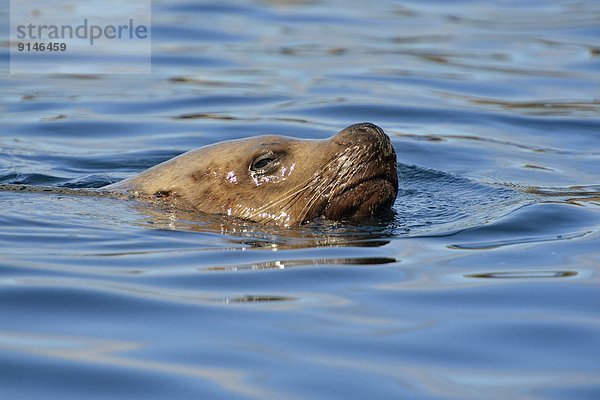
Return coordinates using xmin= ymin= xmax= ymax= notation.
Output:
xmin=333 ymin=122 xmax=395 ymax=158
xmin=322 ymin=123 xmax=398 ymax=222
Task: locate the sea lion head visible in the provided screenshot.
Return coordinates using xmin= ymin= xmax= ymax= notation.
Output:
xmin=111 ymin=123 xmax=398 ymax=225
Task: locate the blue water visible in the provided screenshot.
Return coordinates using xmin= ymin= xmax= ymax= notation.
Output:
xmin=1 ymin=1 xmax=600 ymax=399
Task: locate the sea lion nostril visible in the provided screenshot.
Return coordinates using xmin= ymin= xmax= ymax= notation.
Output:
xmin=362 ymin=122 xmax=384 ymax=133
xmin=350 ymin=123 xmax=393 ymax=155
xmin=336 ymin=122 xmax=388 ymax=142
xmin=349 ymin=122 xmax=382 ymax=134
xmin=332 ymin=123 xmax=395 ymax=160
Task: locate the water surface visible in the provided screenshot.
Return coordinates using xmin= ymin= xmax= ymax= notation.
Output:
xmin=1 ymin=1 xmax=599 ymax=399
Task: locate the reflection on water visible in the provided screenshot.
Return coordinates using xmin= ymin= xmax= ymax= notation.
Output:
xmin=0 ymin=331 xmax=278 ymax=399
xmin=465 ymin=271 xmax=578 ymax=279
xmin=204 ymin=257 xmax=397 ymax=271
xmin=1 ymin=277 xmax=298 ymax=305
xmin=1 ymin=0 xmax=600 ymax=399
xmin=448 ymin=230 xmax=591 ymax=250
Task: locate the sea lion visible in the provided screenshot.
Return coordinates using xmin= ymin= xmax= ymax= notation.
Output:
xmin=106 ymin=122 xmax=398 ymax=225
xmin=1 ymin=123 xmax=398 ymax=225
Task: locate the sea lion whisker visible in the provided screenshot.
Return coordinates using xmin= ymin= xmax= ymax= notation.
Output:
xmin=260 ymin=153 xmax=345 ymax=211
xmin=296 ymin=156 xmax=352 ymax=220
xmin=298 ymin=182 xmax=329 ymax=221
xmin=252 ymin=183 xmax=310 ymax=217
xmin=258 ymin=154 xmax=344 ymax=217
xmin=247 ymin=176 xmax=325 ymax=224
xmin=252 ymin=176 xmax=319 ymax=213
xmin=296 ymin=179 xmax=329 ymax=221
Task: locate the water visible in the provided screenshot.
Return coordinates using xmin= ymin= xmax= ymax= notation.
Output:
xmin=1 ymin=0 xmax=600 ymax=399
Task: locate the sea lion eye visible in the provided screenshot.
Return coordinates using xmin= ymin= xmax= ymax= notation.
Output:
xmin=251 ymin=153 xmax=279 ymax=172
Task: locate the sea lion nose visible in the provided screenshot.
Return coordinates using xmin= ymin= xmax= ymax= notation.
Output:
xmin=333 ymin=122 xmax=394 ymax=157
